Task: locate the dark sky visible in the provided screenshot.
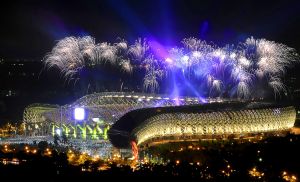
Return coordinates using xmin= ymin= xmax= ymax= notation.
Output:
xmin=0 ymin=0 xmax=300 ymax=59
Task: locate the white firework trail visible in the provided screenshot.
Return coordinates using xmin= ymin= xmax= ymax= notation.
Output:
xmin=119 ymin=59 xmax=133 ymax=73
xmin=128 ymin=38 xmax=150 ymax=62
xmin=115 ymin=39 xmax=128 ymax=50
xmin=78 ymin=36 xmax=97 ymax=64
xmin=44 ymin=36 xmax=85 ymax=80
xmin=268 ymin=76 xmax=286 ymax=98
xmin=236 ymin=81 xmax=250 ymax=99
xmin=143 ymin=66 xmax=164 ymax=93
xmin=210 ymin=79 xmax=223 ymax=96
xmin=182 ymin=37 xmax=214 ymax=52
xmin=43 ymin=36 xmax=298 ymax=98
xmin=94 ymin=42 xmax=118 ymax=64
xmin=241 ymin=37 xmax=298 ymax=97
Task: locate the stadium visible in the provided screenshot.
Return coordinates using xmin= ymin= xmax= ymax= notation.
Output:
xmin=110 ymin=102 xmax=296 ymax=149
xmin=17 ymin=36 xmax=299 ymax=159
xmin=23 ymin=92 xmax=204 ymax=139
xmin=23 ymin=92 xmax=296 ymax=150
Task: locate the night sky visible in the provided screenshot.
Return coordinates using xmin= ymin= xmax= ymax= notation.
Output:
xmin=0 ymin=0 xmax=300 ymax=59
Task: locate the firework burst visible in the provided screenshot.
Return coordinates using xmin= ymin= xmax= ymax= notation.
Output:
xmin=44 ymin=36 xmax=299 ymax=99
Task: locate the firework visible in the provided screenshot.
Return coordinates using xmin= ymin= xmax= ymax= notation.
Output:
xmin=143 ymin=55 xmax=164 ymax=93
xmin=128 ymin=38 xmax=150 ymax=62
xmin=44 ymin=36 xmax=298 ymax=99
xmin=44 ymin=37 xmax=85 ymax=79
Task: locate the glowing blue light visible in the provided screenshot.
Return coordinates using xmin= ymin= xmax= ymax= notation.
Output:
xmin=74 ymin=107 xmax=85 ymax=121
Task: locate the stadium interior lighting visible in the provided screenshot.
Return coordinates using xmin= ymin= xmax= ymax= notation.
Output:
xmin=55 ymin=128 xmax=61 ymax=136
xmin=92 ymin=118 xmax=100 ymax=122
xmin=74 ymin=107 xmax=85 ymax=121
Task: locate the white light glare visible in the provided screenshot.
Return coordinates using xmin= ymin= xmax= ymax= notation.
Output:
xmin=92 ymin=118 xmax=100 ymax=122
xmin=56 ymin=129 xmax=61 ymax=136
xmin=74 ymin=107 xmax=85 ymax=120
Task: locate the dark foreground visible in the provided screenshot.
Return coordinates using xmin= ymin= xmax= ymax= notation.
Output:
xmin=1 ymin=134 xmax=300 ymax=181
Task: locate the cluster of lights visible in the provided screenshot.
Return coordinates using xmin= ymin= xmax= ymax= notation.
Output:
xmin=45 ymin=148 xmax=52 ymax=155
xmin=51 ymin=123 xmax=109 ymax=140
xmin=26 ymin=92 xmax=206 ymax=137
xmin=4 ymin=144 xmax=8 ymax=151
xmin=249 ymin=167 xmax=264 ymax=179
xmin=220 ymin=164 xmax=235 ymax=177
xmin=282 ymin=171 xmax=297 ymax=182
xmin=1 ymin=142 xmax=299 ymax=180
xmin=134 ymin=106 xmax=296 ymax=146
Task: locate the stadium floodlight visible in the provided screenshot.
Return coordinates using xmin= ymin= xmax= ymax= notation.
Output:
xmin=74 ymin=107 xmax=85 ymax=121
xmin=92 ymin=118 xmax=100 ymax=122
xmin=55 ymin=128 xmax=61 ymax=136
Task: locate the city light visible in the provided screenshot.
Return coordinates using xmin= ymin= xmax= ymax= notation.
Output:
xmin=282 ymin=171 xmax=297 ymax=182
xmin=249 ymin=167 xmax=264 ymax=178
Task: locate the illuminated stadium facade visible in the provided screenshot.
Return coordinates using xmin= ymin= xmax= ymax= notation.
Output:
xmin=20 ymin=92 xmax=296 ymax=159
xmin=132 ymin=104 xmax=296 ymax=147
xmin=23 ymin=92 xmax=204 ymax=139
xmin=109 ymin=101 xmax=296 ymax=148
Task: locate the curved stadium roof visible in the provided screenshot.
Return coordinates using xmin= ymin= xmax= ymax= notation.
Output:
xmin=109 ymin=102 xmax=296 ymax=148
xmin=32 ymin=92 xmax=206 ymax=125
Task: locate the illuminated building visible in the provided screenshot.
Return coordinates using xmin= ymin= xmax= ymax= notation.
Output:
xmin=21 ymin=92 xmax=296 ymax=159
xmin=23 ymin=92 xmax=204 ymax=139
xmin=110 ymin=102 xmax=296 ymax=148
